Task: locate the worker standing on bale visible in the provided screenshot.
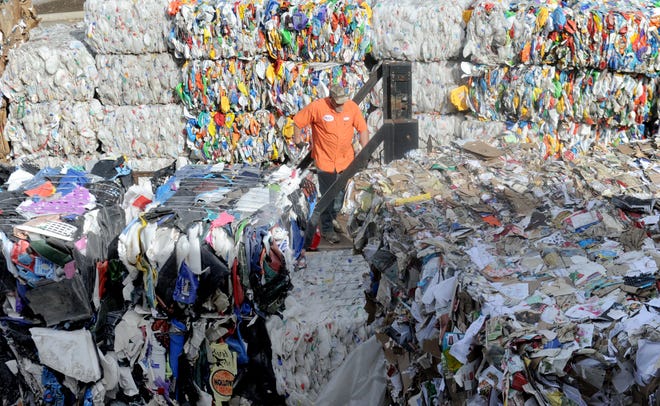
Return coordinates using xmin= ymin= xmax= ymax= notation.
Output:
xmin=293 ymin=83 xmax=369 ymax=244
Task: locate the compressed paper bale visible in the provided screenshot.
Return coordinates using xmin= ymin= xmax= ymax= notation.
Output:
xmin=465 ymin=0 xmax=660 ymax=73
xmin=84 ymin=0 xmax=170 ymax=54
xmin=169 ymin=0 xmax=371 ymax=63
xmin=96 ymin=53 xmax=182 ymax=105
xmin=180 ymin=58 xmax=370 ymax=116
xmin=466 ymin=65 xmax=656 ymax=128
xmin=0 ymin=0 xmax=39 ymax=72
xmin=4 ymin=100 xmax=103 ymax=158
xmin=370 ymin=0 xmax=472 ymax=61
xmin=416 ymin=113 xmax=466 ymax=150
xmin=0 ymin=23 xmax=98 ymax=103
xmin=98 ymin=104 xmax=185 ymax=159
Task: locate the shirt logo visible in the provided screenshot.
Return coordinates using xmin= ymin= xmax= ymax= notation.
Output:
xmin=343 ymin=116 xmax=350 ymax=121
xmin=323 ymin=114 xmax=334 ymax=122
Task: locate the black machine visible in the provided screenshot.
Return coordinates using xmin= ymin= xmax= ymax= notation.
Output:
xmin=296 ymin=61 xmax=419 ymax=241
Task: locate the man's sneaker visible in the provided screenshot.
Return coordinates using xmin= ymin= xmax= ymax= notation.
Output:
xmin=324 ymin=230 xmax=341 ymax=244
xmin=332 ymin=219 xmax=342 ymax=233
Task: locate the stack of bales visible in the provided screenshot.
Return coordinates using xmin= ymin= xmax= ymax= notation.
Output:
xmin=84 ymin=0 xmax=185 ymax=171
xmin=168 ymin=0 xmax=372 ymax=164
xmin=0 ymin=24 xmax=102 ymax=167
xmin=369 ymin=0 xmax=475 ymax=150
xmin=460 ymin=0 xmax=660 ymax=159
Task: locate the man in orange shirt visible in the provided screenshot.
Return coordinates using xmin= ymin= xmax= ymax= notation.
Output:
xmin=293 ymin=83 xmax=369 ymax=244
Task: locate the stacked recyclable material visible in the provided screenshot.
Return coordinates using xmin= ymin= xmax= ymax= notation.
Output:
xmin=0 ymin=158 xmax=324 ymax=404
xmin=460 ymin=0 xmax=660 ymax=156
xmin=84 ymin=0 xmax=170 ymax=54
xmin=180 ymin=58 xmax=370 ymax=162
xmin=369 ymin=0 xmax=473 ymax=153
xmin=169 ymin=0 xmax=374 ymax=164
xmin=464 ymin=0 xmax=660 ymax=73
xmin=85 ymin=0 xmax=185 ymax=166
xmin=345 ymin=139 xmax=660 ymax=404
xmin=0 ymin=24 xmax=101 ymax=164
xmin=169 ymin=0 xmax=372 ymax=63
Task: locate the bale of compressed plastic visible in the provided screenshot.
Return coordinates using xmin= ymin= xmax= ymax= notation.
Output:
xmin=84 ymin=0 xmax=170 ymax=54
xmin=96 ymin=53 xmax=182 ymax=105
xmin=0 ymin=0 xmax=39 ymax=72
xmin=0 ymin=24 xmax=98 ymax=103
xmin=97 ymin=104 xmax=185 ymax=159
xmin=464 ymin=0 xmax=660 ymax=73
xmin=4 ymin=100 xmax=104 ymax=158
xmin=416 ymin=113 xmax=466 ymax=150
xmin=370 ymin=0 xmax=472 ymax=61
xmin=169 ymin=0 xmax=371 ymax=63
xmin=179 ymin=58 xmax=370 ymax=116
xmin=466 ymin=65 xmax=656 ymax=128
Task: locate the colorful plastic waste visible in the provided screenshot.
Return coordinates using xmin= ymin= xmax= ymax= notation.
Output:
xmin=465 ymin=0 xmax=660 ymax=74
xmin=169 ymin=0 xmax=372 ymax=63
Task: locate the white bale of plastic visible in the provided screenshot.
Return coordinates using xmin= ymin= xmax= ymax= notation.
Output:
xmin=413 ymin=62 xmax=464 ymax=114
xmin=98 ymin=104 xmax=185 ymax=159
xmin=416 ymin=113 xmax=466 ymax=150
xmin=370 ymin=0 xmax=472 ymax=61
xmin=0 ymin=24 xmax=98 ymax=103
xmin=84 ymin=0 xmax=170 ymax=54
xmin=4 ymin=99 xmax=104 ymax=158
xmin=96 ymin=53 xmax=182 ymax=105
xmin=267 ymin=250 xmax=373 ymax=404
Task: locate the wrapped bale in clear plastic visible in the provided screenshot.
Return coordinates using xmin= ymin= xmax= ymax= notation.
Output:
xmin=84 ymin=0 xmax=170 ymax=54
xmin=98 ymin=104 xmax=185 ymax=159
xmin=465 ymin=0 xmax=660 ymax=73
xmin=179 ymin=58 xmax=370 ymax=116
xmin=169 ymin=0 xmax=372 ymax=63
xmin=370 ymin=0 xmax=472 ymax=61
xmin=96 ymin=53 xmax=182 ymax=105
xmin=4 ymin=100 xmax=104 ymax=158
xmin=466 ymin=65 xmax=656 ymax=128
xmin=0 ymin=24 xmax=98 ymax=103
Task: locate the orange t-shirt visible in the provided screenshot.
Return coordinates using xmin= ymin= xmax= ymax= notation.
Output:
xmin=293 ymin=98 xmax=367 ymax=173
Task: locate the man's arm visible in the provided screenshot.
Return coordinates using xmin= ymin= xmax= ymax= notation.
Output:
xmin=358 ymin=129 xmax=369 ymax=148
xmin=293 ymin=124 xmax=304 ymax=146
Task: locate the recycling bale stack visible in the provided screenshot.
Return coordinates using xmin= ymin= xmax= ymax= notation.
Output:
xmin=0 ymin=0 xmax=39 ymax=161
xmin=459 ymin=0 xmax=660 ymax=159
xmin=0 ymin=23 xmax=102 ymax=167
xmin=369 ymin=0 xmax=474 ymax=151
xmin=169 ymin=0 xmax=380 ymax=401
xmin=168 ymin=0 xmax=372 ymax=165
xmin=84 ymin=0 xmax=186 ymax=171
